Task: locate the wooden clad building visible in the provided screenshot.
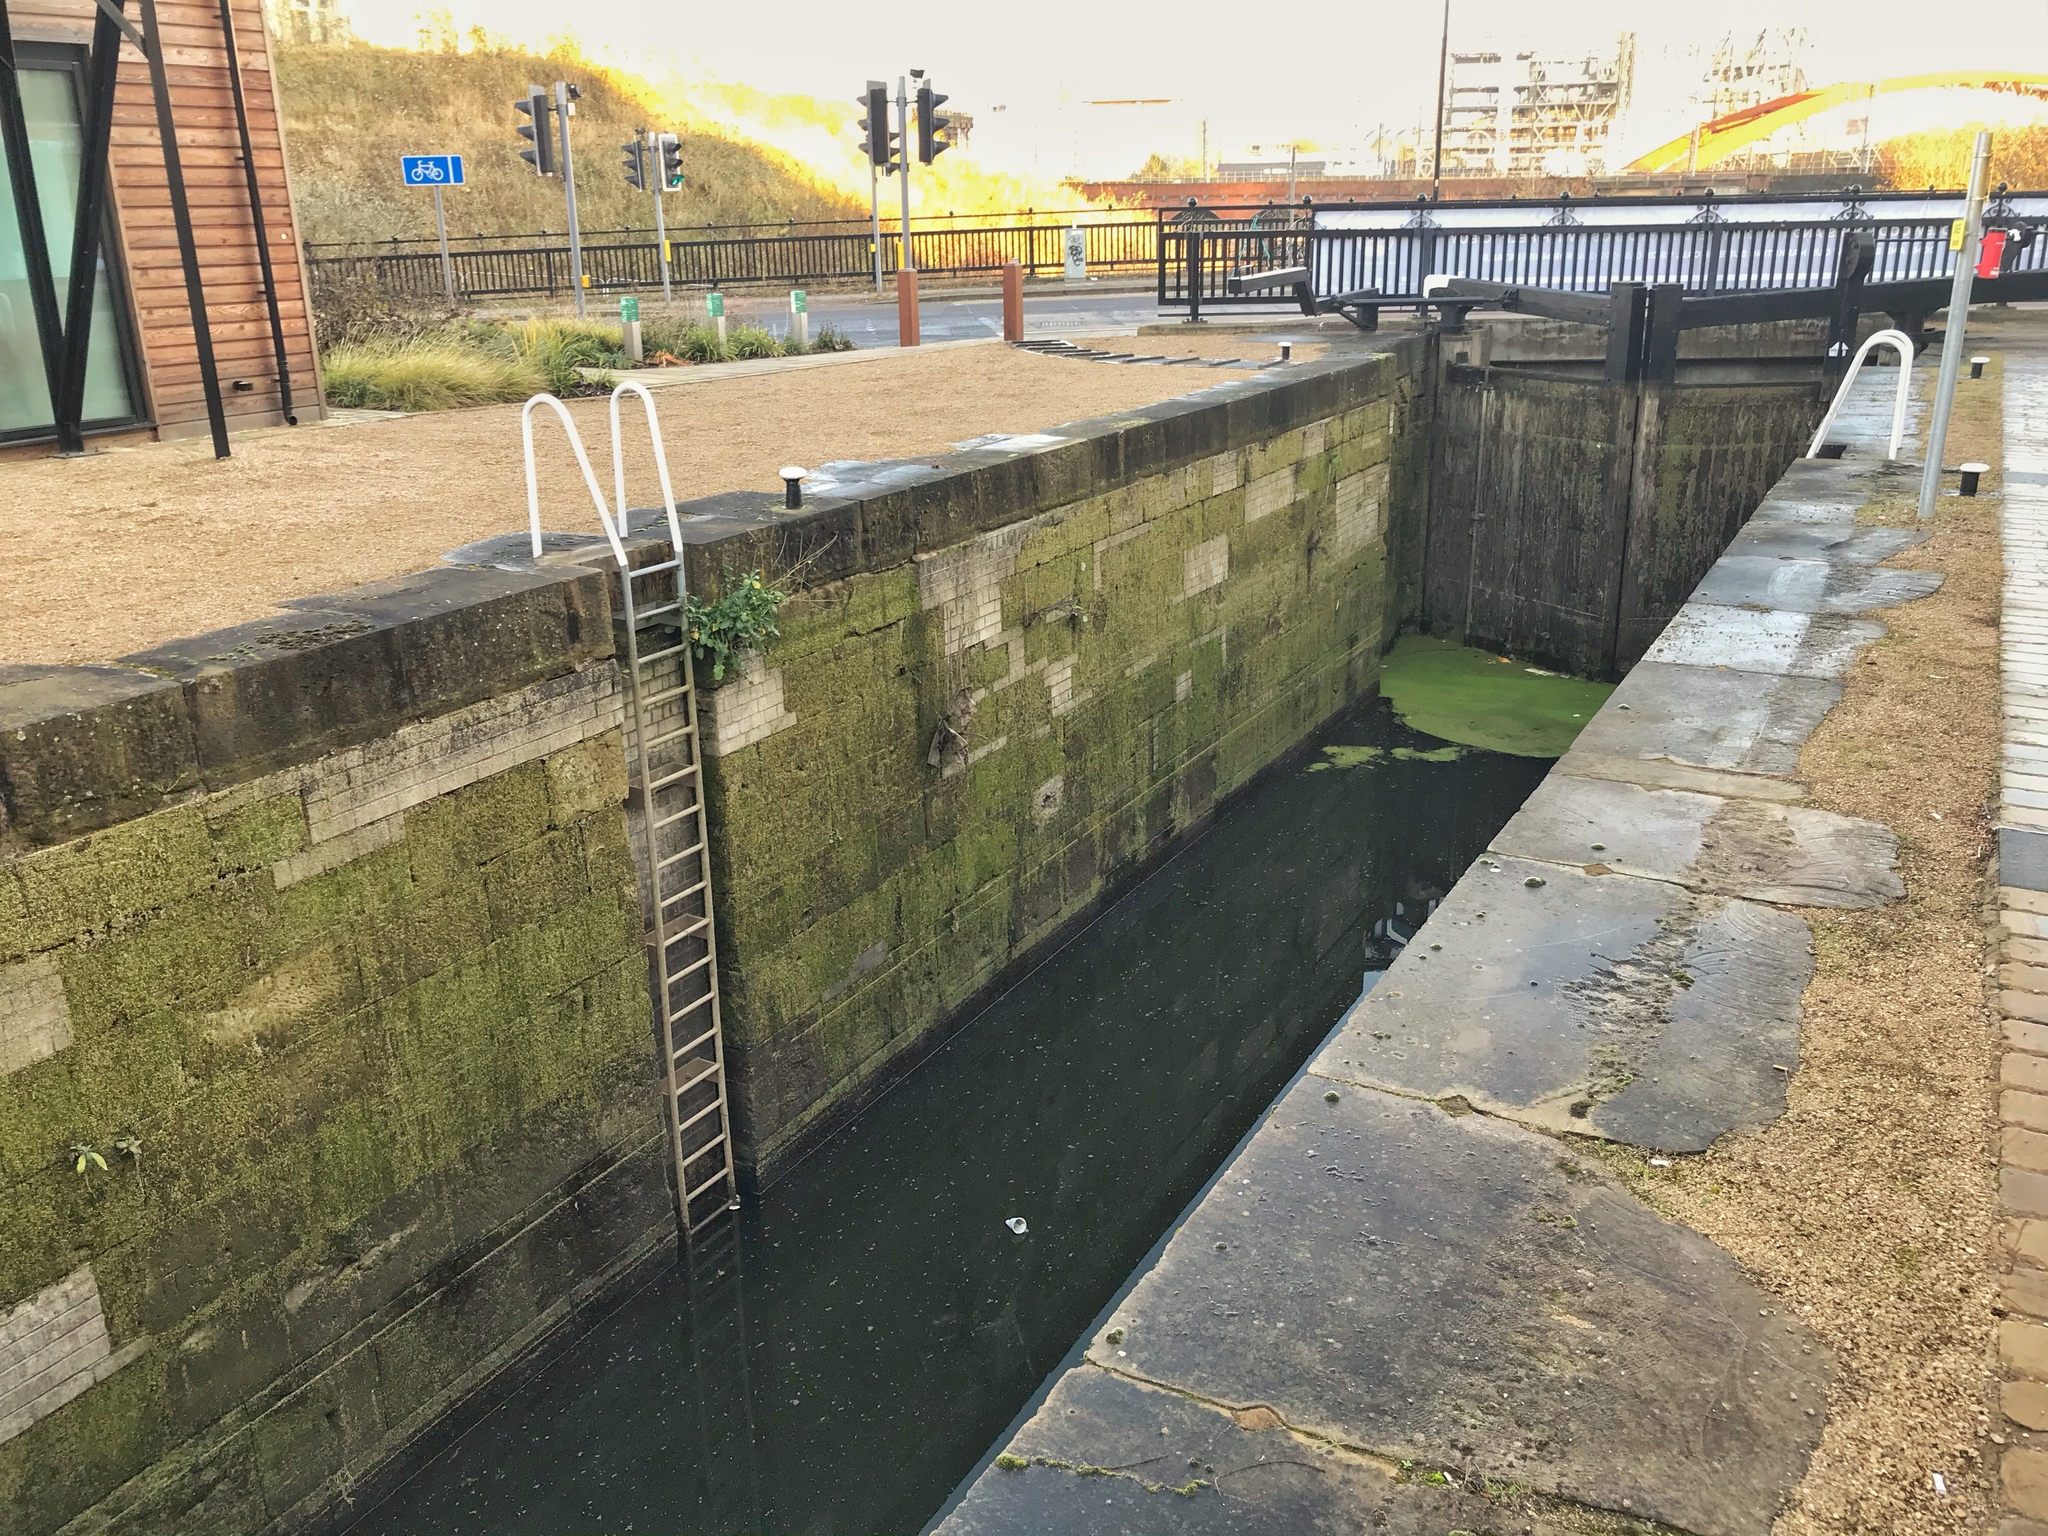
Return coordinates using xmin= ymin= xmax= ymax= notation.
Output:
xmin=3 ymin=0 xmax=323 ymax=452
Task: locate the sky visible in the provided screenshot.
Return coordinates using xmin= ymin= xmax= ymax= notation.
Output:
xmin=338 ymin=0 xmax=2048 ymax=181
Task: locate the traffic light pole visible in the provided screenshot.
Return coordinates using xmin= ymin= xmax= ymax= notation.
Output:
xmin=557 ymin=80 xmax=586 ymax=318
xmin=654 ymin=180 xmax=672 ymax=304
xmin=870 ymin=159 xmax=883 ymax=294
xmin=896 ymin=76 xmax=913 ymax=276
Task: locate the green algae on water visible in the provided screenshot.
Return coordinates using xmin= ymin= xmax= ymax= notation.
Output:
xmin=1377 ymin=636 xmax=1614 ymax=758
xmin=1305 ymin=744 xmax=1386 ymax=772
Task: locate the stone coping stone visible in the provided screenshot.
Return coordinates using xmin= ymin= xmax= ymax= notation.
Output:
xmin=1690 ymin=554 xmax=1942 ymax=616
xmin=118 ymin=563 xmax=614 ymax=791
xmin=1492 ymin=773 xmax=1903 ymax=908
xmin=0 ymin=664 xmax=198 ymax=851
xmin=1640 ymin=604 xmax=1883 ymax=680
xmin=0 ymin=347 xmax=1409 ymax=853
xmin=943 ymin=1076 xmax=1830 ymax=1536
xmin=1310 ymin=854 xmax=1810 ymax=1152
xmin=1569 ymin=660 xmax=1840 ymax=779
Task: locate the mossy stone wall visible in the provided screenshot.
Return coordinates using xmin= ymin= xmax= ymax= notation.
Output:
xmin=689 ymin=349 xmax=1430 ymax=1175
xmin=0 ymin=569 xmax=666 ymax=1536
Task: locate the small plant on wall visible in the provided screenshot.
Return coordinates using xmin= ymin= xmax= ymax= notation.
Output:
xmin=687 ymin=569 xmax=786 ymax=682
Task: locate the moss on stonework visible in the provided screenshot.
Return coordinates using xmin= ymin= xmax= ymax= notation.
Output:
xmin=8 ymin=807 xmax=218 ymax=960
xmin=1377 ymin=636 xmax=1614 ymax=758
xmin=205 ymin=792 xmax=309 ymax=875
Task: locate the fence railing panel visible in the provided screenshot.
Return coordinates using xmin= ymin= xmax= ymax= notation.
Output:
xmin=310 ymin=206 xmax=2043 ymax=312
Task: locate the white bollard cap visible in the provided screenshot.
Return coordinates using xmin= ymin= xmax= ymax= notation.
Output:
xmin=780 ymin=466 xmax=807 ymax=482
xmin=1959 ymin=462 xmax=1990 ymax=474
xmin=1972 ymin=356 xmax=1991 ymax=364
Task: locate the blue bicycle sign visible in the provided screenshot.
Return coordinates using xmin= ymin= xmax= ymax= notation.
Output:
xmin=399 ymin=154 xmax=466 ymax=187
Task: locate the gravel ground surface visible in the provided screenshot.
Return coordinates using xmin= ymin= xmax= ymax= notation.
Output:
xmin=0 ymin=342 xmax=1259 ymax=666
xmin=1596 ymin=362 xmax=2007 ymax=1535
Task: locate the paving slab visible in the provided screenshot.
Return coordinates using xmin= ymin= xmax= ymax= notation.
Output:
xmin=1311 ymin=856 xmax=1810 ymax=1151
xmin=1639 ymin=604 xmax=1882 ymax=680
xmin=995 ymin=1080 xmax=1830 ymax=1536
xmin=1690 ymin=554 xmax=1942 ymax=615
xmin=940 ymin=1367 xmax=1567 ymax=1536
xmin=1492 ymin=773 xmax=1903 ymax=909
xmin=1555 ymin=749 xmax=1807 ymax=804
xmin=1568 ymin=659 xmax=1840 ymax=777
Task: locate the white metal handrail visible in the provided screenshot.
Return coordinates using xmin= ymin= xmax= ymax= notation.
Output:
xmin=608 ymin=380 xmax=686 ymax=561
xmin=523 ymin=385 xmax=691 ymax=572
xmin=522 ymin=393 xmax=622 ymax=562
xmin=1805 ymin=328 xmax=1917 ymax=462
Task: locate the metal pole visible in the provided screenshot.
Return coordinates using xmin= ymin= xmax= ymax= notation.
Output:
xmin=0 ymin=3 xmax=70 ymax=437
xmin=896 ymin=76 xmax=912 ymax=275
xmin=653 ymin=137 xmax=672 ymax=304
xmin=137 ymin=0 xmax=229 ymax=458
xmin=558 ymin=80 xmax=585 ymax=319
xmin=870 ymin=158 xmax=883 ymax=293
xmin=52 ymin=0 xmax=125 ymax=454
xmin=1430 ymin=0 xmax=1449 ymax=200
xmin=216 ymin=0 xmax=294 ymax=424
xmin=1918 ymin=130 xmax=1993 ymax=520
xmin=433 ymin=185 xmax=454 ymax=307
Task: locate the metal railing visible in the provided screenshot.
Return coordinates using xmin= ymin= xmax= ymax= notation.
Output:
xmin=1160 ymin=207 xmax=2048 ymax=315
xmin=307 ymin=190 xmax=2047 ymax=309
xmin=306 ymin=218 xmax=1168 ymax=304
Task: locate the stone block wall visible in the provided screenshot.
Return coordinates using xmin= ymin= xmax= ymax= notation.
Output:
xmin=0 ymin=567 xmax=668 ymax=1536
xmin=673 ymin=347 xmax=1429 ymax=1176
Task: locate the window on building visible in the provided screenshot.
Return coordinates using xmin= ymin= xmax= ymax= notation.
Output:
xmin=0 ymin=48 xmax=142 ymax=442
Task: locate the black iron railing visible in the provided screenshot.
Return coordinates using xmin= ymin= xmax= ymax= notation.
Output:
xmin=306 ymin=191 xmax=2048 ymax=310
xmin=1160 ymin=210 xmax=2048 ymax=317
xmin=306 ymin=219 xmax=1167 ymax=304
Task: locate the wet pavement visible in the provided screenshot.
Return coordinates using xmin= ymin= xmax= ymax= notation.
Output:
xmin=938 ymin=407 xmax=1928 ymax=1534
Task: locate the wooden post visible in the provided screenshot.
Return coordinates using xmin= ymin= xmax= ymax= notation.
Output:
xmin=898 ymin=266 xmax=921 ymax=347
xmin=1002 ymin=261 xmax=1023 ymax=342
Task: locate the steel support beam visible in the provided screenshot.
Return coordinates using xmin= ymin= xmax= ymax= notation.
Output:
xmin=51 ymin=0 xmax=124 ymax=454
xmin=137 ymin=0 xmax=229 ymax=458
xmin=216 ymin=0 xmax=294 ymax=425
xmin=0 ymin=0 xmax=71 ymax=444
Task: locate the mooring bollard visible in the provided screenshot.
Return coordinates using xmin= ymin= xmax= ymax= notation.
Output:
xmin=1002 ymin=261 xmax=1023 ymax=342
xmin=781 ymin=466 xmax=807 ymax=509
xmin=1972 ymin=355 xmax=1990 ymax=380
xmin=898 ymin=267 xmax=921 ymax=347
xmin=1960 ymin=462 xmax=1989 ymax=496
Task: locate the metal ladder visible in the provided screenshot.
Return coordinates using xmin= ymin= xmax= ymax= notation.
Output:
xmin=522 ymin=385 xmax=738 ymax=1242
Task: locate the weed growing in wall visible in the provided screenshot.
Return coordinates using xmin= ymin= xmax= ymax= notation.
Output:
xmin=688 ymin=570 xmax=786 ymax=681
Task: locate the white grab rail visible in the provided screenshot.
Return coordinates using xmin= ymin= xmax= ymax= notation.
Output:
xmin=607 ymin=380 xmax=685 ymax=558
xmin=1805 ymin=328 xmax=1916 ymax=462
xmin=522 ymin=394 xmax=622 ymax=563
xmin=523 ymin=384 xmax=685 ymax=567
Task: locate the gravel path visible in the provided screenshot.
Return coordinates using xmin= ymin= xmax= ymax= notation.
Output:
xmin=0 ymin=342 xmax=1256 ymax=666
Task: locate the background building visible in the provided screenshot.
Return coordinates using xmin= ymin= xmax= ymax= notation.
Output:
xmin=2 ymin=0 xmax=322 ymax=453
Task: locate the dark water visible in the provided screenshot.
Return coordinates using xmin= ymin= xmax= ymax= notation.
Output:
xmin=349 ymin=692 xmax=1548 ymax=1536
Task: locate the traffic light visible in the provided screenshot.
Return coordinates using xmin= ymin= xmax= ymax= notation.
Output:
xmin=856 ymin=81 xmax=891 ymax=168
xmin=916 ymin=82 xmax=952 ymax=165
xmin=514 ymin=86 xmax=554 ymax=176
xmin=655 ymin=133 xmax=684 ymax=190
xmin=622 ymin=131 xmax=647 ymax=190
